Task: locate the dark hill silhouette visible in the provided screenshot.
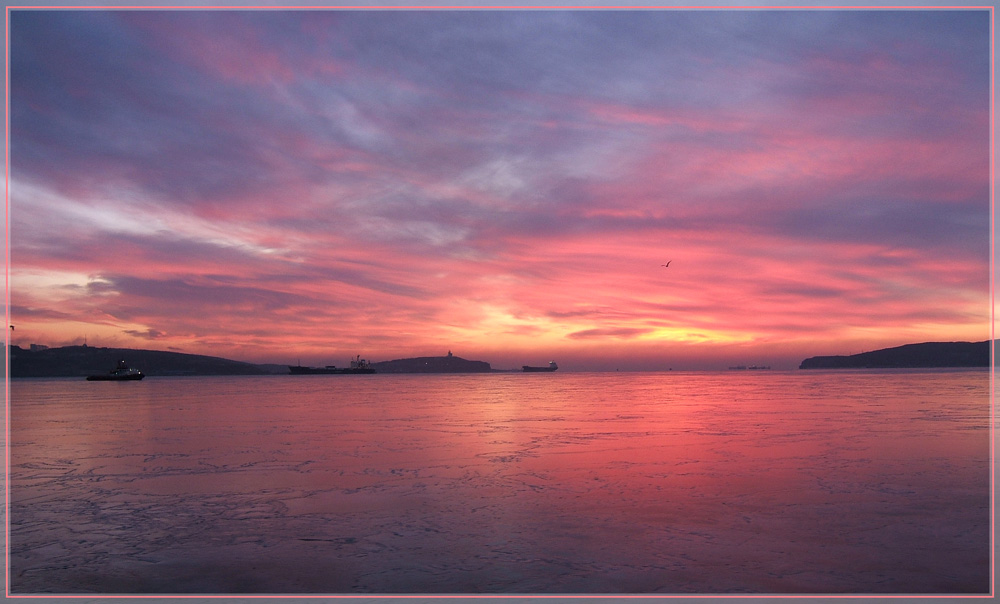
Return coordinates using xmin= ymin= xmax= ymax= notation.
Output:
xmin=799 ymin=341 xmax=990 ymax=369
xmin=9 ymin=345 xmax=274 ymax=377
xmin=370 ymin=353 xmax=492 ymax=373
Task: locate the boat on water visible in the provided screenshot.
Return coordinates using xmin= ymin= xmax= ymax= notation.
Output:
xmin=523 ymin=361 xmax=558 ymax=372
xmin=86 ymin=360 xmax=144 ymax=381
xmin=289 ymin=355 xmax=376 ymax=375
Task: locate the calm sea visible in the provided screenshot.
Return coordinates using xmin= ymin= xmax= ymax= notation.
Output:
xmin=8 ymin=370 xmax=992 ymax=595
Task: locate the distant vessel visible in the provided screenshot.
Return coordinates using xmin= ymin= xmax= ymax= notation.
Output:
xmin=86 ymin=359 xmax=144 ymax=381
xmin=289 ymin=355 xmax=376 ymax=375
xmin=728 ymin=365 xmax=771 ymax=370
xmin=523 ymin=361 xmax=558 ymax=372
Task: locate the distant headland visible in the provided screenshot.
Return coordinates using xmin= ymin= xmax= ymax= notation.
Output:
xmin=8 ymin=344 xmax=277 ymax=378
xmin=799 ymin=341 xmax=991 ymax=369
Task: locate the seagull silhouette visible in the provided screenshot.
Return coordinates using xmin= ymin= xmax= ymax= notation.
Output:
xmin=661 ymin=261 xmax=672 ymax=268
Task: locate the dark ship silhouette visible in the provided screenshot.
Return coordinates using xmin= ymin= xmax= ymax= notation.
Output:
xmin=86 ymin=359 xmax=144 ymax=381
xmin=523 ymin=361 xmax=558 ymax=372
xmin=289 ymin=355 xmax=375 ymax=374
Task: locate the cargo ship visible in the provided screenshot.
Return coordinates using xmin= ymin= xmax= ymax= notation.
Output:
xmin=523 ymin=361 xmax=558 ymax=372
xmin=289 ymin=355 xmax=376 ymax=374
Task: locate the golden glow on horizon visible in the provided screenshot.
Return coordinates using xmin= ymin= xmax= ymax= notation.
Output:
xmin=637 ymin=328 xmax=752 ymax=345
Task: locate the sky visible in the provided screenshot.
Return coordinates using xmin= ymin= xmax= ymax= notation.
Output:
xmin=7 ymin=8 xmax=993 ymax=371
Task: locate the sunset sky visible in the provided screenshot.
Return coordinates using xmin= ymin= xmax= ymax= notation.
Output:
xmin=8 ymin=8 xmax=992 ymax=370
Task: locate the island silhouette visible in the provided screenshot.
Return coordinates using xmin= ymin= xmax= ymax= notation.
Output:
xmin=369 ymin=351 xmax=493 ymax=373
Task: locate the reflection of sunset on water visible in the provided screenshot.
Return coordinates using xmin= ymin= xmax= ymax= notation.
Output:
xmin=10 ymin=371 xmax=989 ymax=593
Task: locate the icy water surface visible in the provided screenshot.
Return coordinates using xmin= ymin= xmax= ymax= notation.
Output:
xmin=9 ymin=370 xmax=991 ymax=594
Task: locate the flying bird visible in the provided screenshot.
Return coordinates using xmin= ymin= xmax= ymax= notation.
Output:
xmin=661 ymin=261 xmax=672 ymax=268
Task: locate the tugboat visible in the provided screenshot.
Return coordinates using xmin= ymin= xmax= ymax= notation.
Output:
xmin=523 ymin=361 xmax=558 ymax=372
xmin=87 ymin=360 xmax=145 ymax=381
xmin=289 ymin=355 xmax=376 ymax=375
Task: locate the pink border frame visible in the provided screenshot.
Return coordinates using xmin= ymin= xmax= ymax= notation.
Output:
xmin=2 ymin=5 xmax=995 ymax=599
